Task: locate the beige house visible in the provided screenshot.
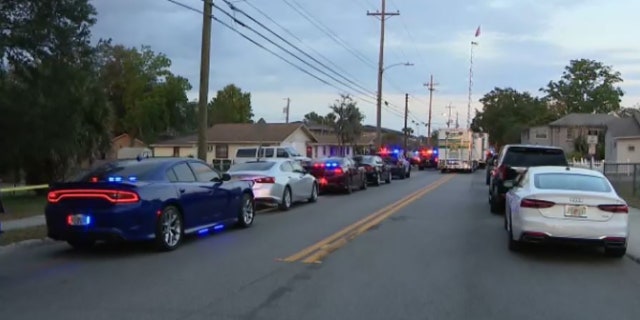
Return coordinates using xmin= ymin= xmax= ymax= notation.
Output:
xmin=150 ymin=123 xmax=318 ymax=164
xmin=521 ymin=112 xmax=640 ymax=162
xmin=308 ymin=133 xmax=377 ymax=158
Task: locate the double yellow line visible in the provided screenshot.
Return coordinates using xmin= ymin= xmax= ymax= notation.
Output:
xmin=280 ymin=174 xmax=456 ymax=264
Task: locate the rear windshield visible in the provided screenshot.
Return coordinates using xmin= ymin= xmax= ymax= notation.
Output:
xmin=381 ymin=156 xmax=398 ymax=164
xmin=228 ymin=162 xmax=275 ymax=172
xmin=236 ymin=149 xmax=257 ymax=157
xmin=75 ymin=161 xmax=159 ymax=182
xmin=353 ymin=156 xmax=375 ymax=164
xmin=503 ymin=147 xmax=567 ymax=167
xmin=534 ymin=173 xmax=612 ymax=192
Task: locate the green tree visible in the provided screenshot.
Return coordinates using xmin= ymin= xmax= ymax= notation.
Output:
xmin=472 ymin=88 xmax=553 ymax=148
xmin=97 ymin=42 xmax=193 ymax=143
xmin=329 ymin=94 xmax=365 ymax=149
xmin=542 ymin=59 xmax=624 ymax=115
xmin=208 ymin=84 xmax=254 ymax=125
xmin=0 ymin=0 xmax=112 ymax=183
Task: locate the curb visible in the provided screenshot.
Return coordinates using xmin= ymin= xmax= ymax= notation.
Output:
xmin=0 ymin=237 xmax=54 ymax=255
xmin=627 ymin=253 xmax=640 ymax=264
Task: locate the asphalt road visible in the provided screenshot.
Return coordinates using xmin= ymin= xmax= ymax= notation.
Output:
xmin=1 ymin=170 xmax=640 ymax=320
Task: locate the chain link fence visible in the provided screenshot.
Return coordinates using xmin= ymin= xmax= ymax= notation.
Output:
xmin=603 ymin=162 xmax=640 ymax=200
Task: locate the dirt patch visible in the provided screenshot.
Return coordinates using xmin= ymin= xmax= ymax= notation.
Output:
xmin=0 ymin=225 xmax=48 ymax=246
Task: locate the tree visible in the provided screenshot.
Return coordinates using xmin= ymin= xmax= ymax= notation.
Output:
xmin=97 ymin=42 xmax=193 ymax=143
xmin=208 ymin=84 xmax=254 ymax=125
xmin=0 ymin=0 xmax=112 ymax=183
xmin=542 ymin=59 xmax=624 ymax=115
xmin=329 ymin=94 xmax=365 ymax=149
xmin=472 ymin=87 xmax=553 ymax=148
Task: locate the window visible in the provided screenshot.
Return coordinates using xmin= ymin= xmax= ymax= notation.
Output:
xmin=215 ymin=144 xmax=228 ymax=158
xmin=228 ymin=162 xmax=276 ymax=172
xmin=285 ymin=147 xmax=302 ymax=157
xmin=629 ymin=145 xmax=636 ymax=152
xmin=207 ymin=144 xmax=214 ymax=152
xmin=566 ymin=128 xmax=574 ymax=140
xmin=534 ymin=173 xmax=611 ymax=193
xmin=276 ymin=148 xmax=289 ymax=158
xmin=188 ymin=162 xmax=220 ymax=182
xmin=280 ymin=161 xmax=294 ymax=172
xmin=535 ymin=131 xmax=548 ymax=139
xmin=166 ymin=169 xmax=178 ymax=182
xmin=173 ymin=147 xmax=180 ymax=157
xmin=171 ymin=163 xmax=196 ymax=182
xmin=76 ymin=160 xmax=159 ymax=182
xmin=290 ymin=161 xmax=305 ymax=172
xmin=259 ymin=148 xmax=274 ymax=157
xmin=236 ymin=148 xmax=257 ymax=157
xmin=502 ymin=147 xmax=568 ymax=167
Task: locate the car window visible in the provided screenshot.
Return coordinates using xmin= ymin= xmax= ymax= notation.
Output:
xmin=259 ymin=148 xmax=274 ymax=157
xmin=285 ymin=147 xmax=302 ymax=157
xmin=171 ymin=163 xmax=196 ymax=182
xmin=502 ymin=147 xmax=567 ymax=167
xmin=166 ymin=168 xmax=178 ymax=182
xmin=280 ymin=161 xmax=294 ymax=172
xmin=188 ymin=162 xmax=220 ymax=182
xmin=228 ymin=162 xmax=276 ymax=172
xmin=236 ymin=148 xmax=257 ymax=157
xmin=75 ymin=160 xmax=159 ymax=182
xmin=290 ymin=161 xmax=305 ymax=172
xmin=276 ymin=148 xmax=289 ymax=158
xmin=534 ymin=173 xmax=612 ymax=192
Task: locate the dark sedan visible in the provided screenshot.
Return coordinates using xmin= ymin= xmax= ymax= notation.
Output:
xmin=45 ymin=157 xmax=256 ymax=251
xmin=309 ymin=157 xmax=367 ymax=194
xmin=353 ymin=155 xmax=392 ymax=186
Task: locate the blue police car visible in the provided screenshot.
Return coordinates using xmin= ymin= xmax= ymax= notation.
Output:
xmin=45 ymin=157 xmax=255 ymax=251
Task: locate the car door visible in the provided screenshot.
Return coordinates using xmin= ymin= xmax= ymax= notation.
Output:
xmin=343 ymin=158 xmax=360 ymax=188
xmin=168 ymin=162 xmax=207 ymax=229
xmin=187 ymin=161 xmax=229 ymax=223
xmin=290 ymin=160 xmax=313 ymax=197
xmin=279 ymin=161 xmax=303 ymax=201
xmin=506 ymin=171 xmax=529 ymax=227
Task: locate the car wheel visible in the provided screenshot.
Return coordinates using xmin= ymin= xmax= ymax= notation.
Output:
xmin=360 ymin=175 xmax=368 ymax=190
xmin=406 ymin=169 xmax=411 ymax=178
xmin=345 ymin=177 xmax=353 ymax=194
xmin=308 ymin=183 xmax=319 ymax=202
xmin=279 ymin=187 xmax=292 ymax=211
xmin=605 ymin=246 xmax=627 ymax=258
xmin=485 ymin=174 xmax=490 ymax=185
xmin=237 ymin=193 xmax=255 ymax=228
xmin=418 ymin=166 xmax=425 ymax=171
xmin=385 ymin=172 xmax=391 ymax=184
xmin=155 ymin=205 xmax=183 ymax=251
xmin=67 ymin=239 xmax=96 ymax=250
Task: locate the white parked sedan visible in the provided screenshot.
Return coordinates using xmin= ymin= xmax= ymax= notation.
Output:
xmin=227 ymin=159 xmax=319 ymax=211
xmin=504 ymin=166 xmax=629 ymax=257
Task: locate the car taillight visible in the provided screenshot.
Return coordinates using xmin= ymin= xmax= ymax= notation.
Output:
xmin=496 ymin=165 xmax=507 ymax=179
xmin=313 ymin=163 xmax=324 ymax=168
xmin=47 ymin=189 xmax=140 ymax=204
xmin=364 ymin=166 xmax=373 ymax=172
xmin=520 ymin=198 xmax=555 ymax=208
xmin=254 ymin=177 xmax=275 ymax=184
xmin=334 ymin=168 xmax=343 ymax=174
xmin=598 ymin=204 xmax=628 ymax=213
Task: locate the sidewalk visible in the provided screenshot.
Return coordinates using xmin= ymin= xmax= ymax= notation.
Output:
xmin=1 ymin=215 xmax=45 ymax=231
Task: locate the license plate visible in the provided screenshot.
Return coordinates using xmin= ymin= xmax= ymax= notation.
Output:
xmin=564 ymin=205 xmax=587 ymax=218
xmin=68 ymin=214 xmax=91 ymax=226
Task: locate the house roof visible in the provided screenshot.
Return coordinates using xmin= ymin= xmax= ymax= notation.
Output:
xmin=150 ymin=123 xmax=317 ymax=147
xmin=308 ymin=133 xmax=376 ymax=146
xmin=549 ymin=113 xmax=618 ymax=127
xmin=614 ymin=135 xmax=640 ymax=141
xmin=112 ymin=133 xmax=145 ymax=145
xmin=607 ymin=117 xmax=640 ymax=138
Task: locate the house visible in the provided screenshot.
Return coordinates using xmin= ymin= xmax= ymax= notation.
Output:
xmin=107 ymin=134 xmax=147 ymax=160
xmin=521 ymin=112 xmax=640 ymax=162
xmin=521 ymin=113 xmax=618 ymax=155
xmin=149 ymin=123 xmax=318 ymax=163
xmin=308 ymin=133 xmax=377 ymax=158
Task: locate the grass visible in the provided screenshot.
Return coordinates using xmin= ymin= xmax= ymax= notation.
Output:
xmin=0 ymin=225 xmax=48 ymax=246
xmin=0 ymin=191 xmax=47 ymax=221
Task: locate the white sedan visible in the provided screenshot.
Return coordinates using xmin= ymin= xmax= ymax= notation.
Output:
xmin=504 ymin=166 xmax=629 ymax=257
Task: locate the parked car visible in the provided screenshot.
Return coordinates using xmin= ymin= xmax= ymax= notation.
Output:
xmin=309 ymin=157 xmax=367 ymax=194
xmin=45 ymin=157 xmax=256 ymax=251
xmin=226 ymin=159 xmax=318 ymax=210
xmin=489 ymin=144 xmax=568 ymax=214
xmin=504 ymin=166 xmax=628 ymax=257
xmin=377 ymin=148 xmax=411 ymax=179
xmin=486 ymin=154 xmax=497 ymax=185
xmin=353 ymin=155 xmax=392 ymax=186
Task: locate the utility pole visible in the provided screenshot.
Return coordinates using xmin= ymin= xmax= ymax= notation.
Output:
xmin=368 ymin=0 xmax=399 ymax=149
xmin=424 ymin=74 xmax=438 ymax=145
xmin=197 ymin=0 xmax=213 ymax=161
xmin=455 ymin=111 xmax=459 ymax=129
xmin=283 ymin=98 xmax=290 ymax=123
xmin=403 ymin=93 xmax=409 ymax=151
xmin=445 ymin=104 xmax=455 ymax=128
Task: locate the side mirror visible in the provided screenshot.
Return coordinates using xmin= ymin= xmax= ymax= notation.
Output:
xmin=503 ymin=180 xmax=515 ymax=188
xmin=221 ymin=173 xmax=231 ymax=181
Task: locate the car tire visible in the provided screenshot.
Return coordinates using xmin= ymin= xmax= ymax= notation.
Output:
xmin=67 ymin=239 xmax=95 ymax=250
xmin=373 ymin=173 xmax=381 ymax=186
xmin=385 ymin=172 xmax=391 ymax=184
xmin=308 ymin=183 xmax=319 ymax=202
xmin=345 ymin=178 xmax=353 ymax=194
xmin=360 ymin=175 xmax=368 ymax=190
xmin=406 ymin=169 xmax=411 ymax=178
xmin=237 ymin=193 xmax=255 ymax=228
xmin=485 ymin=174 xmax=490 ymax=185
xmin=605 ymin=246 xmax=626 ymax=258
xmin=155 ymin=205 xmax=183 ymax=252
xmin=279 ymin=187 xmax=292 ymax=211
xmin=418 ymin=166 xmax=425 ymax=171
xmin=507 ymin=213 xmax=523 ymax=252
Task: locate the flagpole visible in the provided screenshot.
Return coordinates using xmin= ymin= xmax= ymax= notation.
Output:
xmin=467 ymin=25 xmax=480 ymax=165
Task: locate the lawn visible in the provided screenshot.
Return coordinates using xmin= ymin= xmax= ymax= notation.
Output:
xmin=1 ymin=191 xmax=47 ymax=221
xmin=0 ymin=225 xmax=48 ymax=246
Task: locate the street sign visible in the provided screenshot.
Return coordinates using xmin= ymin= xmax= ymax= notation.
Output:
xmin=587 ymin=135 xmax=598 ymax=144
xmin=588 ymin=144 xmax=596 ymax=155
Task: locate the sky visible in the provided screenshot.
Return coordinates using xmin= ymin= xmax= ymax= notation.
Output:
xmin=90 ymin=0 xmax=640 ymax=134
